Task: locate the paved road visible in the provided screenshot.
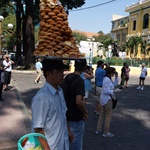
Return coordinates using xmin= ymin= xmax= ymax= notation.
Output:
xmin=12 ymin=72 xmax=150 ymax=150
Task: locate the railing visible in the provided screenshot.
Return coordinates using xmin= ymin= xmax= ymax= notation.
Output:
xmin=125 ymin=0 xmax=150 ymax=11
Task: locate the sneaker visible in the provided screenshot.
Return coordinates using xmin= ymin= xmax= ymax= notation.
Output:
xmin=137 ymin=86 xmax=141 ymax=90
xmin=38 ymin=81 xmax=42 ymax=83
xmin=119 ymin=86 xmax=123 ymax=89
xmin=141 ymin=87 xmax=144 ymax=90
xmin=34 ymin=80 xmax=37 ymax=84
xmin=114 ymin=88 xmax=121 ymax=92
xmin=95 ymin=130 xmax=101 ymax=135
xmin=102 ymin=132 xmax=114 ymax=137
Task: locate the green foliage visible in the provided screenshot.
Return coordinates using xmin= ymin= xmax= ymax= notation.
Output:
xmin=93 ymin=56 xmax=125 ymax=66
xmin=101 ymin=37 xmax=114 ymax=51
xmin=120 ymin=44 xmax=126 ymax=52
xmin=1 ymin=13 xmax=16 ymax=52
xmin=93 ymin=56 xmax=150 ymax=67
xmin=73 ymin=31 xmax=87 ymax=44
xmin=0 ymin=0 xmax=15 ymax=17
xmin=141 ymin=40 xmax=146 ymax=54
xmin=60 ymin=0 xmax=85 ymax=10
xmin=126 ymin=36 xmax=143 ymax=55
xmin=94 ymin=33 xmax=113 ymax=51
xmin=2 ymin=13 xmax=16 ymax=31
xmin=97 ymin=30 xmax=104 ymax=35
xmin=34 ymin=26 xmax=39 ymax=44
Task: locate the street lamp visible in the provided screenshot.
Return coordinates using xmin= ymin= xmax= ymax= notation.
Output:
xmin=0 ymin=20 xmax=14 ymax=54
xmin=0 ymin=15 xmax=4 ymax=55
xmin=88 ymin=38 xmax=95 ymax=66
xmin=8 ymin=24 xmax=14 ymax=30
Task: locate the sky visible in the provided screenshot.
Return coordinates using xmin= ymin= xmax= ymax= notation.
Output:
xmin=68 ymin=0 xmax=139 ymax=34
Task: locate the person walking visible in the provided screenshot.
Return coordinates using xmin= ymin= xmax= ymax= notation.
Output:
xmin=3 ymin=54 xmax=14 ymax=91
xmin=32 ymin=59 xmax=70 ymax=150
xmin=94 ymin=61 xmax=106 ymax=117
xmin=95 ymin=67 xmax=118 ymax=137
xmin=125 ymin=63 xmax=130 ymax=88
xmin=34 ymin=58 xmax=43 ymax=84
xmin=119 ymin=62 xmax=127 ymax=89
xmin=136 ymin=63 xmax=148 ymax=90
xmin=63 ymin=59 xmax=88 ymax=150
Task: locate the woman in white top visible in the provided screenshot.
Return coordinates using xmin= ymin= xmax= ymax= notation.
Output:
xmin=95 ymin=67 xmax=118 ymax=137
xmin=137 ymin=63 xmax=147 ymax=90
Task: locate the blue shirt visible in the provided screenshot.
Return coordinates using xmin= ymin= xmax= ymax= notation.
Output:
xmin=35 ymin=61 xmax=42 ymax=70
xmin=32 ymin=82 xmax=69 ymax=150
xmin=95 ymin=68 xmax=106 ymax=87
xmin=81 ymin=72 xmax=92 ymax=91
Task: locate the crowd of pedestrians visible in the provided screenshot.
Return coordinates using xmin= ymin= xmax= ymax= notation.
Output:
xmin=30 ymin=59 xmax=149 ymax=150
xmin=1 ymin=55 xmax=148 ymax=149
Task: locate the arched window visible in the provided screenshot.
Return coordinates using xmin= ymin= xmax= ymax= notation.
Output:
xmin=143 ymin=13 xmax=149 ymax=29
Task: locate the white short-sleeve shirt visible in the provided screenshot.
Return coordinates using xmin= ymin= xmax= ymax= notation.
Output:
xmin=32 ymin=82 xmax=69 ymax=150
xmin=3 ymin=60 xmax=12 ymax=72
xmin=140 ymin=67 xmax=147 ymax=78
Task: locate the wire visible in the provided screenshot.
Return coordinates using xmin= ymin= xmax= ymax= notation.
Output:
xmin=70 ymin=0 xmax=120 ymax=12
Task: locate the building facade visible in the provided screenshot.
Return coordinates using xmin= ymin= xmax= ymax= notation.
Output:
xmin=111 ymin=14 xmax=129 ymax=46
xmin=111 ymin=0 xmax=150 ymax=59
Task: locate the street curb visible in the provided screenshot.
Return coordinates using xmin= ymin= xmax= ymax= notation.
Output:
xmin=12 ymin=79 xmax=32 ymax=131
xmin=12 ymin=70 xmax=35 ymax=74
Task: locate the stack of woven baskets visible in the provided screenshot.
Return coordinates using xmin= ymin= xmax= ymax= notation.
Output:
xmin=34 ymin=0 xmax=85 ymax=58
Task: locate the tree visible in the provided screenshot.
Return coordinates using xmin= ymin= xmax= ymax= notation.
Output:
xmin=94 ymin=33 xmax=111 ymax=43
xmin=124 ymin=40 xmax=133 ymax=57
xmin=1 ymin=0 xmax=86 ymax=69
xmin=0 ymin=0 xmax=14 ymax=17
xmin=73 ymin=31 xmax=87 ymax=44
xmin=24 ymin=0 xmax=35 ymax=69
xmin=1 ymin=14 xmax=16 ymax=52
xmin=141 ymin=40 xmax=147 ymax=60
xmin=127 ymin=36 xmax=143 ymax=58
xmin=0 ymin=0 xmax=16 ymax=53
xmin=60 ymin=0 xmax=85 ymax=10
xmin=102 ymin=38 xmax=114 ymax=51
xmin=97 ymin=30 xmax=104 ymax=36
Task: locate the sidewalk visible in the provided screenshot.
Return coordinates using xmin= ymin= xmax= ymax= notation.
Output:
xmin=0 ymin=83 xmax=31 ymax=150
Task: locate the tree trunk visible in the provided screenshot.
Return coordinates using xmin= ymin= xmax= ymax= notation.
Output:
xmin=24 ymin=0 xmax=35 ymax=69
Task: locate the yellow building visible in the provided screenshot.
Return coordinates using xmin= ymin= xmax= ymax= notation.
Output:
xmin=111 ymin=14 xmax=129 ymax=46
xmin=111 ymin=0 xmax=150 ymax=59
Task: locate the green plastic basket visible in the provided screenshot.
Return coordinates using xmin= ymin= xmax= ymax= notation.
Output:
xmin=17 ymin=133 xmax=46 ymax=150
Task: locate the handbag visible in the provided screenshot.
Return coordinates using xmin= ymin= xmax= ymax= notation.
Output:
xmin=109 ymin=95 xmax=118 ymax=109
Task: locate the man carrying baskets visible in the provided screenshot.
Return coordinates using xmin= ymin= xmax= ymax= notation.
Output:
xmin=32 ymin=59 xmax=70 ymax=150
